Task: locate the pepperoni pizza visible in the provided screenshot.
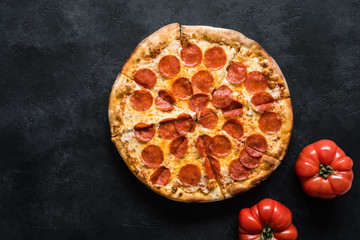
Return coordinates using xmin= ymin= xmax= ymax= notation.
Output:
xmin=109 ymin=23 xmax=293 ymax=202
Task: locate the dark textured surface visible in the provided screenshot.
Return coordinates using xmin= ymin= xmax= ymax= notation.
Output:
xmin=1 ymin=0 xmax=359 ymax=239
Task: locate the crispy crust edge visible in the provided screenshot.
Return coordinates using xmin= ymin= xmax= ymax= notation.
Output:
xmin=224 ymin=156 xmax=281 ymax=198
xmin=152 ymin=183 xmax=224 ymax=203
xmin=181 ymin=25 xmax=244 ymax=50
xmin=121 ymin=23 xmax=180 ymax=77
xmin=275 ymin=98 xmax=293 ymax=160
xmin=108 ymin=73 xmax=136 ymax=137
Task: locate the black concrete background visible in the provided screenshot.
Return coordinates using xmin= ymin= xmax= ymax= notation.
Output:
xmin=1 ymin=0 xmax=359 ymax=239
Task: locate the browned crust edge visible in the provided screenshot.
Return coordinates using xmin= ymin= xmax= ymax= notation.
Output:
xmin=181 ymin=25 xmax=244 ymax=50
xmin=273 ymin=98 xmax=293 ymax=161
xmin=108 ymin=73 xmax=136 ymax=137
xmin=152 ymin=184 xmax=224 ymax=203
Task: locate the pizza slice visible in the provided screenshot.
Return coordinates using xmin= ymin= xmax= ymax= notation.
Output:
xmin=207 ymin=142 xmax=280 ymax=199
xmin=194 ymin=130 xmax=280 ymax=199
xmin=111 ymin=116 xmax=223 ymax=202
xmin=238 ymin=98 xmax=293 ymax=160
xmin=221 ymin=36 xmax=290 ymax=108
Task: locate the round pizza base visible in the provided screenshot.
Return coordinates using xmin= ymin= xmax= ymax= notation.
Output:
xmin=109 ymin=23 xmax=293 ymax=202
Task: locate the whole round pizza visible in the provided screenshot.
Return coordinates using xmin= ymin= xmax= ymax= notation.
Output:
xmin=109 ymin=23 xmax=293 ymax=202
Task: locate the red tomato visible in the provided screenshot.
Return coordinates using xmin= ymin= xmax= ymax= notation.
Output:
xmin=238 ymin=198 xmax=298 ymax=240
xmin=295 ymin=139 xmax=354 ymax=199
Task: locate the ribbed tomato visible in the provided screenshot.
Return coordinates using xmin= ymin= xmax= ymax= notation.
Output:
xmin=238 ymin=198 xmax=298 ymax=240
xmin=295 ymin=139 xmax=353 ymax=199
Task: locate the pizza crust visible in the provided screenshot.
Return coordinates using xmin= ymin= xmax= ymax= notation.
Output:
xmin=274 ymin=98 xmax=293 ymax=160
xmin=112 ymin=135 xmax=140 ymax=176
xmin=152 ymin=183 xmax=224 ymax=202
xmin=108 ymin=73 xmax=136 ymax=137
xmin=181 ymin=25 xmax=245 ymax=50
xmin=237 ymin=36 xmax=290 ymax=99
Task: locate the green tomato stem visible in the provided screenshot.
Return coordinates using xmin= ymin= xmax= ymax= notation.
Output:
xmin=260 ymin=226 xmax=273 ymax=240
xmin=317 ymin=164 xmax=337 ymax=179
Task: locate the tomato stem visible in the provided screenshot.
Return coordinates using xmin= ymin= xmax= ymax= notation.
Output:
xmin=318 ymin=164 xmax=336 ymax=179
xmin=260 ymin=226 xmax=273 ymax=240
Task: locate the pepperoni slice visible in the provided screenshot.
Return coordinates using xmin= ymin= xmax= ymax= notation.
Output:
xmin=196 ymin=135 xmax=214 ymax=157
xmin=222 ymin=119 xmax=244 ymax=140
xmin=245 ymin=134 xmax=267 ymax=157
xmin=204 ymin=156 xmax=220 ymax=179
xmin=245 ymin=147 xmax=263 ymax=158
xmin=158 ymin=55 xmax=180 ymax=78
xmin=191 ymin=70 xmax=214 ymax=93
xmin=180 ymin=44 xmax=202 ymax=67
xmin=244 ymin=71 xmax=268 ymax=93
xmin=155 ymin=97 xmax=173 ymax=111
xmin=259 ymin=112 xmax=282 ymax=134
xmin=251 ymin=92 xmax=275 ymax=112
xmin=204 ymin=46 xmax=227 ymax=70
xmin=174 ymin=113 xmax=195 ymax=135
xmin=229 ymin=159 xmax=251 ymax=181
xmin=198 ymin=108 xmax=218 ymax=129
xmin=158 ymin=118 xmax=179 ymax=140
xmin=211 ymin=85 xmax=233 ymax=108
xmin=179 ymin=164 xmax=201 ymax=186
xmin=189 ymin=93 xmax=210 ymax=113
xmin=155 ymin=89 xmax=176 ymax=111
xmin=171 ymin=77 xmax=193 ymax=99
xmin=226 ymin=62 xmax=247 ymax=84
xmin=221 ymin=100 xmax=243 ymax=118
xmin=130 ymin=90 xmax=153 ymax=111
xmin=239 ymin=148 xmax=262 ymax=169
xmin=141 ymin=145 xmax=164 ymax=168
xmin=210 ymin=135 xmax=232 ymax=157
xmin=134 ymin=123 xmax=156 ymax=142
xmin=170 ymin=136 xmax=188 ymax=158
xmin=150 ymin=166 xmax=171 ymax=186
xmin=134 ymin=68 xmax=157 ymax=89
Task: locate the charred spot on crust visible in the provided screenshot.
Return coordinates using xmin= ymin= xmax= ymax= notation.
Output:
xmin=172 ymin=186 xmax=177 ymax=193
xmin=112 ymin=125 xmax=121 ymax=136
xmin=149 ymin=47 xmax=162 ymax=58
xmin=263 ymin=69 xmax=271 ymax=77
xmin=268 ymin=75 xmax=283 ymax=89
xmin=207 ymin=180 xmax=216 ymax=190
xmin=181 ymin=37 xmax=190 ymax=46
